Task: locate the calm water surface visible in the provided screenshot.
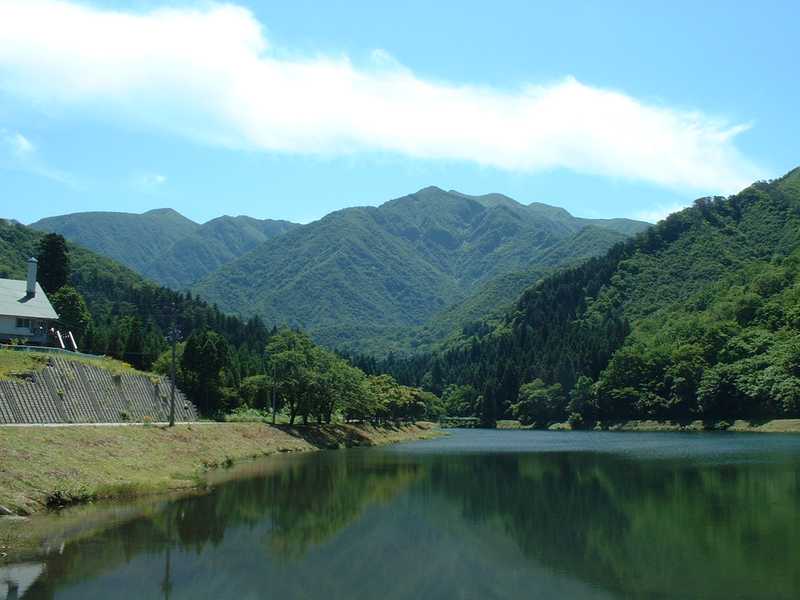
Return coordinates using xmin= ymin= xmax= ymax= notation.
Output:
xmin=10 ymin=430 xmax=800 ymax=599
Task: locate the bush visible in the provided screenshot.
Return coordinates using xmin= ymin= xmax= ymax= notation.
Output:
xmin=567 ymin=412 xmax=585 ymax=429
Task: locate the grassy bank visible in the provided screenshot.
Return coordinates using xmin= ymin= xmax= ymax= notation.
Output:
xmin=0 ymin=348 xmax=143 ymax=381
xmin=0 ymin=421 xmax=440 ymax=516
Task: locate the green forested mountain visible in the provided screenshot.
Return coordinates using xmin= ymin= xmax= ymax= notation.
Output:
xmin=194 ymin=186 xmax=647 ymax=351
xmin=372 ymin=168 xmax=800 ymax=425
xmin=31 ymin=208 xmax=200 ymax=275
xmin=1 ymin=220 xmax=439 ymax=422
xmin=31 ymin=210 xmax=298 ymax=289
xmin=141 ymin=215 xmax=298 ymax=289
xmin=0 ymin=217 xmax=273 ymax=377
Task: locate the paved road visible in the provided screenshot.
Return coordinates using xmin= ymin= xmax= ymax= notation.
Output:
xmin=0 ymin=421 xmax=199 ymax=427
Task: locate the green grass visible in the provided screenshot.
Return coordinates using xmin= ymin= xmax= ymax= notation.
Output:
xmin=0 ymin=348 xmax=145 ymax=381
xmin=0 ymin=349 xmax=49 ymax=380
xmin=0 ymin=422 xmax=440 ymax=517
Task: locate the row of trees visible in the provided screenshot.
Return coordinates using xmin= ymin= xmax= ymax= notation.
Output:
xmin=154 ymin=328 xmax=443 ymax=423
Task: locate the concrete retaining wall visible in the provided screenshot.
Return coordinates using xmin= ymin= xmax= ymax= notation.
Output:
xmin=0 ymin=357 xmax=197 ymax=424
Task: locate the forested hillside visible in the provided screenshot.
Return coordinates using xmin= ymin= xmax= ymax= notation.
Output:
xmin=1 ymin=220 xmax=442 ymax=423
xmin=1 ymin=217 xmax=272 ymax=384
xmin=31 ymin=209 xmax=298 ymax=289
xmin=141 ymin=215 xmax=298 ymax=289
xmin=194 ymin=186 xmax=647 ymax=351
xmin=31 ymin=208 xmax=199 ymax=275
xmin=370 ymin=168 xmax=800 ymax=425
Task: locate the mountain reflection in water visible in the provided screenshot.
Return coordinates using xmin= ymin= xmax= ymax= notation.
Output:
xmin=13 ymin=430 xmax=800 ymax=600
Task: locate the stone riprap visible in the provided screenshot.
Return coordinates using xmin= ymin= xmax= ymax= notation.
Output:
xmin=0 ymin=357 xmax=196 ymax=424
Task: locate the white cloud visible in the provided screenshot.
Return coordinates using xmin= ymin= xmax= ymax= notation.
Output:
xmin=132 ymin=171 xmax=167 ymax=190
xmin=0 ymin=128 xmax=76 ymax=186
xmin=10 ymin=132 xmax=34 ymax=155
xmin=0 ymin=0 xmax=765 ymax=193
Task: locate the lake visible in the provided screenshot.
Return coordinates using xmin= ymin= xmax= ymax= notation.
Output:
xmin=7 ymin=430 xmax=800 ymax=599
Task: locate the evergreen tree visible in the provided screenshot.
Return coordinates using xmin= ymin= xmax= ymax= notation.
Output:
xmin=182 ymin=330 xmax=232 ymax=416
xmin=123 ymin=317 xmax=146 ymax=370
xmin=36 ymin=233 xmax=70 ymax=294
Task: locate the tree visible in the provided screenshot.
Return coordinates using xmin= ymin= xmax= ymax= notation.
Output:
xmin=37 ymin=233 xmax=70 ymax=294
xmin=441 ymin=384 xmax=479 ymax=417
xmin=181 ymin=330 xmax=232 ymax=416
xmin=511 ymin=379 xmax=566 ymax=427
xmin=567 ymin=375 xmax=596 ymax=425
xmin=123 ymin=317 xmax=146 ymax=370
xmin=50 ymin=285 xmax=91 ymax=342
xmin=266 ymin=330 xmax=318 ymax=425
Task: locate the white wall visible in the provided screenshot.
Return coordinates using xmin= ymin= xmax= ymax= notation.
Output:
xmin=0 ymin=315 xmax=51 ymax=342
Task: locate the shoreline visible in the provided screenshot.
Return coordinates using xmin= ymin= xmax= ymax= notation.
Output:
xmin=550 ymin=418 xmax=800 ymax=433
xmin=494 ymin=418 xmax=800 ymax=433
xmin=0 ymin=421 xmax=441 ymax=517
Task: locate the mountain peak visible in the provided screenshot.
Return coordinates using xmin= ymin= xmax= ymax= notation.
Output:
xmin=143 ymin=207 xmax=192 ymax=220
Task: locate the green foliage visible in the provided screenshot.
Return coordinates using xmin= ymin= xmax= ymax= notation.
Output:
xmin=50 ymin=286 xmax=91 ymax=339
xmin=32 ymin=209 xmax=299 ymax=290
xmin=193 ymin=187 xmax=647 ymax=353
xmin=262 ymin=329 xmax=440 ymax=425
xmin=181 ymin=330 xmax=232 ymax=417
xmin=36 ymin=233 xmax=69 ymax=293
xmin=441 ymin=384 xmax=480 ymax=417
xmin=375 ymin=167 xmax=800 ymax=425
xmin=31 ymin=208 xmax=200 ymax=281
xmin=511 ymin=379 xmax=566 ymax=426
xmin=1 ymin=217 xmax=276 ymax=378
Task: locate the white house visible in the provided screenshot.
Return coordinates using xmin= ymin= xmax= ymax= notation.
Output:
xmin=0 ymin=258 xmax=59 ymax=345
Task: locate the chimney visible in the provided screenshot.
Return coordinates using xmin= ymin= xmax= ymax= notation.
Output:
xmin=26 ymin=257 xmax=37 ymax=297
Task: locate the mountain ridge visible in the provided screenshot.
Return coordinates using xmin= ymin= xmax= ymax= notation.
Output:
xmin=193 ymin=186 xmax=649 ymax=351
xmin=27 ymin=187 xmax=649 ymax=353
xmin=376 ymin=168 xmax=800 ymax=424
xmin=31 ymin=210 xmax=299 ymax=290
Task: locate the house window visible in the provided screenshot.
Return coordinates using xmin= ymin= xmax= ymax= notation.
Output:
xmin=16 ymin=318 xmax=32 ymax=329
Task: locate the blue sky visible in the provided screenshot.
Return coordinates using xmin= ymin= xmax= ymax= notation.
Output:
xmin=0 ymin=0 xmax=798 ymax=225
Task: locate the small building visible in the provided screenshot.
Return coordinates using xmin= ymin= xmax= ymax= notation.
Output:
xmin=0 ymin=258 xmax=59 ymax=345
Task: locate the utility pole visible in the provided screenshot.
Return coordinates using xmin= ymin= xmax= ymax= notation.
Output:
xmin=168 ymin=305 xmax=180 ymax=428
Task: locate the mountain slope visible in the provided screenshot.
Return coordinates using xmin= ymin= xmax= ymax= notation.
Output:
xmin=31 ymin=208 xmax=199 ymax=276
xmin=31 ymin=210 xmax=298 ymax=289
xmin=386 ymin=168 xmax=800 ymax=423
xmin=142 ymin=215 xmax=298 ymax=289
xmin=0 ymin=218 xmax=273 ymax=366
xmin=194 ymin=187 xmax=649 ymax=350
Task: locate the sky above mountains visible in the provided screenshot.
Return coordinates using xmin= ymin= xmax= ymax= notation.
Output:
xmin=1 ymin=0 xmax=797 ymax=225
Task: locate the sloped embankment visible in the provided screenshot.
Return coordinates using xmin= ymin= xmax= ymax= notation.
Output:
xmin=0 ymin=422 xmax=440 ymax=517
xmin=0 ymin=355 xmax=195 ymax=424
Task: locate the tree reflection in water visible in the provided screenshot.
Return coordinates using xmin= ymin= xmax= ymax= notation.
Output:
xmin=19 ymin=438 xmax=800 ymax=599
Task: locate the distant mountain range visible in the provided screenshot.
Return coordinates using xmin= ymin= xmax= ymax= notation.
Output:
xmin=31 ymin=210 xmax=298 ymax=290
xmin=30 ymin=187 xmax=650 ymax=353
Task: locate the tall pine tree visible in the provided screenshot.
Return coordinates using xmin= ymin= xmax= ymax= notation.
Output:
xmin=36 ymin=233 xmax=70 ymax=294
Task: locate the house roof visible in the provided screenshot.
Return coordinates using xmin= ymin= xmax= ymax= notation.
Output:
xmin=0 ymin=278 xmax=59 ymax=320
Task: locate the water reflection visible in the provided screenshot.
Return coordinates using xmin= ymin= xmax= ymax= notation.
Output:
xmin=13 ymin=432 xmax=800 ymax=599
